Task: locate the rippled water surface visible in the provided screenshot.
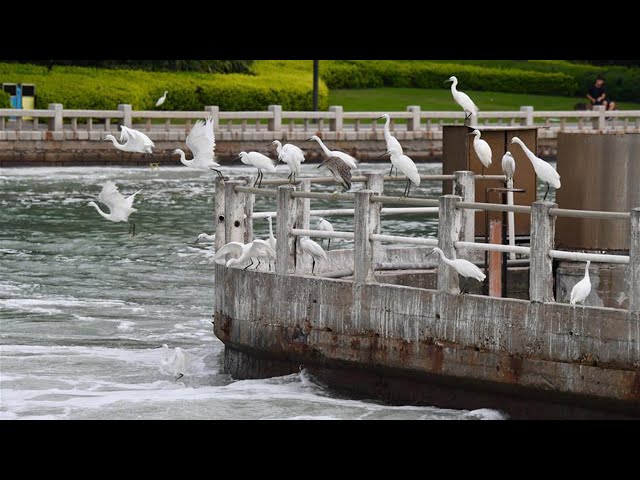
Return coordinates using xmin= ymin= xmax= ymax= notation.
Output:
xmin=0 ymin=163 xmax=506 ymax=420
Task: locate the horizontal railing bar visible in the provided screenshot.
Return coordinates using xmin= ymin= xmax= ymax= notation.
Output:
xmin=65 ymin=110 xmax=125 ymax=118
xmin=0 ymin=110 xmax=53 ymax=118
xmin=251 ymin=206 xmax=439 ymax=219
xmin=258 ymin=174 xmax=459 ymax=187
xmin=234 ymin=186 xmax=277 ymax=196
xmin=549 ymin=250 xmax=629 ymax=264
xmin=457 ymin=201 xmax=532 ymax=214
xmin=372 ymin=196 xmax=440 ymax=206
xmin=549 ymin=207 xmax=630 ymax=220
xmin=290 ymin=191 xmax=355 ymax=201
xmin=370 ymin=234 xmax=438 ymax=246
xmin=291 ymin=228 xmax=355 ymax=240
xmin=455 ymin=241 xmax=531 ymax=255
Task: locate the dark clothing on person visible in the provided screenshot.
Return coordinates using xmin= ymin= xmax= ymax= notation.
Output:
xmin=588 ymin=85 xmax=609 ymax=105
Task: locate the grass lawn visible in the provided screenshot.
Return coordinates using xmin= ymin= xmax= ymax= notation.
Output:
xmin=329 ymin=88 xmax=640 ymax=112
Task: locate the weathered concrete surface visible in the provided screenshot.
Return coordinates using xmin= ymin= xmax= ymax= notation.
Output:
xmin=214 ymin=263 xmax=640 ymax=419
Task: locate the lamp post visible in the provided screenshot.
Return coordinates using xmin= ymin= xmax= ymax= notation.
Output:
xmin=313 ymin=60 xmax=319 ymax=111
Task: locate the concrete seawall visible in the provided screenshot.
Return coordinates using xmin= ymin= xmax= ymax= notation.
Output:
xmin=214 ymin=263 xmax=640 ymax=419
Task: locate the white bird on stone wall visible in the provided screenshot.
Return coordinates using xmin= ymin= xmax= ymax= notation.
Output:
xmin=510 ymin=136 xmax=560 ymax=201
xmin=87 ymin=180 xmax=142 ymax=236
xmin=272 ymin=140 xmax=305 ymax=184
xmin=299 ymin=236 xmax=327 ymax=275
xmin=444 ymin=76 xmax=478 ymax=126
xmin=174 ymin=117 xmax=223 ymax=178
xmin=155 ymin=90 xmax=168 ymax=107
xmin=237 ymin=151 xmax=277 ymax=188
xmin=316 ymin=217 xmax=334 ymax=251
xmin=501 ymin=151 xmax=516 ymax=184
xmin=307 ymin=135 xmax=358 ymax=170
xmin=215 ymin=240 xmax=276 ymax=270
xmin=105 ymin=125 xmax=155 ymax=154
xmin=427 ymin=247 xmax=486 ymax=293
xmin=570 ymin=261 xmax=592 ymax=306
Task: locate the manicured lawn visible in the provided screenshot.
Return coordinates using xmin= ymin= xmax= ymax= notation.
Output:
xmin=329 ymin=88 xmax=640 ymax=111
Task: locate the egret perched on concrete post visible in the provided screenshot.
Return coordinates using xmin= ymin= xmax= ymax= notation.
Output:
xmin=173 ymin=117 xmax=223 ymax=178
xmin=444 ymin=76 xmax=478 ymax=126
xmin=317 ymin=156 xmax=352 ymax=191
xmin=387 ymin=150 xmax=420 ymax=197
xmin=87 ymin=180 xmax=142 ymax=236
xmin=104 ymin=126 xmax=155 ymax=154
xmin=236 ymin=151 xmax=277 ymax=188
xmin=155 ymin=90 xmax=168 ymax=108
xmin=427 ymin=247 xmax=486 ymax=293
xmin=501 ymin=151 xmax=516 ymax=184
xmin=272 ymin=140 xmax=305 ymax=184
xmin=468 ymin=129 xmax=492 ymax=176
xmin=316 ymin=217 xmax=334 ymax=250
xmin=307 ymin=135 xmax=358 ymax=170
xmin=300 ymin=236 xmax=327 ymax=275
xmin=510 ymin=137 xmax=561 ymax=201
xmin=377 ymin=114 xmax=403 ymax=175
xmin=570 ymin=261 xmax=592 ymax=306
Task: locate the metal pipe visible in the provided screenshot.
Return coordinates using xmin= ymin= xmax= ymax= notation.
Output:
xmin=233 ymin=186 xmax=277 ymax=196
xmin=251 ymin=207 xmax=440 ymax=219
xmin=457 ymin=201 xmax=532 ymax=214
xmin=291 ymin=228 xmax=355 ymax=240
xmin=548 ymin=208 xmax=630 ymax=220
xmin=455 ymin=241 xmax=531 ymax=255
xmin=549 ymin=249 xmax=629 ymax=264
xmin=290 ymin=191 xmax=355 ymax=201
xmin=370 ymin=234 xmax=438 ymax=246
xmin=372 ymin=196 xmax=439 ymax=207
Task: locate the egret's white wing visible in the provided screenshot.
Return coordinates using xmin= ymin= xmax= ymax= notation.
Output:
xmin=124 ymin=190 xmax=142 ymax=208
xmin=214 ymin=242 xmax=244 ymax=260
xmin=283 ymin=143 xmax=306 ymax=163
xmin=186 ymin=117 xmax=215 ymax=159
xmin=98 ymin=181 xmax=127 ymax=210
xmin=250 ymin=239 xmax=277 ymax=259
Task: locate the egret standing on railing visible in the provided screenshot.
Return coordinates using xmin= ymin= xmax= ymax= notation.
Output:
xmin=388 ymin=150 xmax=420 ymax=197
xmin=501 ymin=151 xmax=516 ymax=184
xmin=444 ymin=76 xmax=478 ymax=126
xmin=272 ymin=140 xmax=305 ymax=184
xmin=427 ymin=247 xmax=486 ymax=293
xmin=317 ymin=156 xmax=352 ymax=191
xmin=104 ymin=125 xmax=155 ymax=154
xmin=377 ymin=114 xmax=403 ymax=169
xmin=468 ymin=129 xmax=492 ymax=175
xmin=570 ymin=261 xmax=592 ymax=306
xmin=214 ymin=239 xmax=276 ymax=270
xmin=300 ymin=236 xmax=327 ymax=275
xmin=307 ymin=135 xmax=358 ymax=170
xmin=316 ymin=217 xmax=334 ymax=251
xmin=237 ymin=151 xmax=277 ymax=188
xmin=173 ymin=117 xmax=223 ymax=178
xmin=155 ymin=90 xmax=168 ymax=108
xmin=510 ymin=136 xmax=561 ymax=201
xmin=87 ymin=180 xmax=142 ymax=236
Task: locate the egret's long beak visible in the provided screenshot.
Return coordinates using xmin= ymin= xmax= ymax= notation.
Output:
xmin=234 ymin=156 xmax=241 ymax=161
xmin=306 ymin=137 xmax=315 ymax=141
xmin=443 ymin=80 xmax=452 ymax=84
xmin=317 ymin=159 xmax=327 ymax=169
xmin=378 ymin=150 xmax=390 ymax=158
xmin=426 ymin=249 xmax=437 ymax=258
xmin=467 ymin=132 xmax=475 ymax=136
xmin=376 ymin=115 xmax=384 ymax=120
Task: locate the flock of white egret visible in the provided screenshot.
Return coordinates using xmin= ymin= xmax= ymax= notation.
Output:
xmin=89 ymin=77 xmax=589 ymax=306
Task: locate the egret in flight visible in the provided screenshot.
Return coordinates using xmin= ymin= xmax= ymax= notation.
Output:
xmin=316 ymin=217 xmax=334 ymax=251
xmin=317 ymin=156 xmax=352 ymax=191
xmin=87 ymin=180 xmax=142 ymax=236
xmin=469 ymin=129 xmax=492 ymax=175
xmin=237 ymin=151 xmax=277 ymax=188
xmin=427 ymin=247 xmax=486 ymax=293
xmin=388 ymin=150 xmax=420 ymax=197
xmin=272 ymin=140 xmax=305 ymax=184
xmin=155 ymin=90 xmax=168 ymax=108
xmin=510 ymin=137 xmax=561 ymax=201
xmin=308 ymin=135 xmax=358 ymax=170
xmin=300 ymin=236 xmax=327 ymax=275
xmin=444 ymin=76 xmax=478 ymax=126
xmin=501 ymin=151 xmax=516 ymax=184
xmin=104 ymin=126 xmax=155 ymax=154
xmin=214 ymin=240 xmax=276 ymax=270
xmin=173 ymin=117 xmax=222 ymax=178
xmin=160 ymin=344 xmax=186 ymax=381
xmin=570 ymin=261 xmax=592 ymax=306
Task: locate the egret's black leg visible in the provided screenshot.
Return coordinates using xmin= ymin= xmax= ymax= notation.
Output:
xmin=327 ymin=238 xmax=331 ymax=251
xmin=175 ymin=373 xmax=184 ymax=381
xmin=389 ymin=164 xmax=394 ymax=176
xmin=460 ymin=278 xmax=469 ymax=294
xmin=243 ymin=259 xmax=254 ymax=270
xmin=311 ymin=258 xmax=316 ymax=275
xmin=543 ymin=183 xmax=550 ymax=201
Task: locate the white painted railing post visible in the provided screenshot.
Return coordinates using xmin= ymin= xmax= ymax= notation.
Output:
xmin=276 ymin=185 xmax=297 ymax=275
xmin=365 ymin=172 xmax=384 ymax=267
xmin=629 ymin=207 xmax=640 ymax=314
xmin=329 ymin=106 xmax=343 ymax=132
xmin=295 ymin=180 xmax=311 ymax=274
xmin=438 ymin=195 xmax=462 ymax=294
xmin=117 ymin=104 xmax=132 ymax=128
xmin=224 ymin=180 xmax=246 ymax=245
xmin=453 ymin=171 xmax=475 ymax=244
xmin=520 ymin=106 xmax=534 ymax=127
xmin=238 ymin=176 xmax=254 ymax=244
xmin=48 ymin=103 xmax=63 ymax=132
xmin=268 ymin=105 xmax=282 ymax=133
xmin=529 ymin=201 xmax=557 ymax=303
xmin=354 ymin=190 xmax=378 ymax=283
xmin=595 ymin=105 xmax=607 ymax=131
xmin=205 ymin=105 xmax=220 ymax=126
xmin=214 ymin=177 xmax=226 ymax=252
xmin=407 ymin=106 xmax=421 ymax=132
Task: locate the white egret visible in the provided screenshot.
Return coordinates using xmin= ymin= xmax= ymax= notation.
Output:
xmin=444 ymin=76 xmax=478 ymax=126
xmin=160 ymin=344 xmax=186 ymax=380
xmin=570 ymin=261 xmax=592 ymax=306
xmin=427 ymin=247 xmax=486 ymax=293
xmin=388 ymin=150 xmax=420 ymax=197
xmin=272 ymin=140 xmax=305 ymax=183
xmin=237 ymin=151 xmax=277 ymax=188
xmin=195 ymin=233 xmax=215 ymax=243
xmin=377 ymin=114 xmax=403 ymax=172
xmin=104 ymin=125 xmax=155 ymax=154
xmin=173 ymin=117 xmax=222 ymax=178
xmin=87 ymin=180 xmax=142 ymax=236
xmin=265 ymin=215 xmax=277 ymax=270
xmin=501 ymin=151 xmax=516 ymax=183
xmin=299 ymin=236 xmax=327 ymax=275
xmin=155 ymin=90 xmax=168 ymax=107
xmin=316 ymin=217 xmax=334 ymax=251
xmin=468 ymin=129 xmax=492 ymax=175
xmin=307 ymin=135 xmax=358 ymax=170
xmin=317 ymin=156 xmax=352 ymax=191
xmin=510 ymin=137 xmax=561 ymax=200
xmin=214 ymin=239 xmax=276 ymax=270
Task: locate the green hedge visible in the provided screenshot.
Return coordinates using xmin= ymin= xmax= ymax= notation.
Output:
xmin=0 ymin=61 xmax=329 ymax=111
xmin=320 ymin=61 xmax=579 ymax=97
xmin=0 ymin=90 xmax=10 ymax=107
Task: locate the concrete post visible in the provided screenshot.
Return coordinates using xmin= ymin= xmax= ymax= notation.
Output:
xmin=295 ymin=180 xmax=311 ymax=274
xmin=520 ymin=106 xmax=534 ymax=127
xmin=117 ymin=104 xmax=132 ymax=128
xmin=48 ymin=103 xmax=63 ymax=132
xmin=365 ymin=172 xmax=384 ymax=195
xmin=407 ymin=106 xmax=421 ymax=132
xmin=529 ymin=201 xmax=557 ymax=303
xmin=276 ymin=185 xmax=297 ymax=275
xmin=205 ymin=105 xmax=220 ymax=127
xmin=268 ymin=105 xmax=282 ymax=133
xmin=354 ymin=190 xmax=377 ymax=283
xmin=595 ymin=105 xmax=606 ymax=131
xmin=437 ymin=195 xmax=462 ymax=294
xmin=629 ymin=208 xmax=640 ymax=314
xmin=214 ymin=177 xmax=226 ymax=252
xmin=238 ymin=176 xmax=254 ymax=244
xmin=329 ymin=106 xmax=343 ymax=132
xmin=224 ymin=180 xmax=246 ymax=245
xmin=365 ymin=173 xmax=384 ymax=265
xmin=453 ymin=171 xmax=475 ymax=244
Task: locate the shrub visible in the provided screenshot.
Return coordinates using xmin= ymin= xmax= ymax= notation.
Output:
xmin=0 ymin=90 xmax=10 ymax=107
